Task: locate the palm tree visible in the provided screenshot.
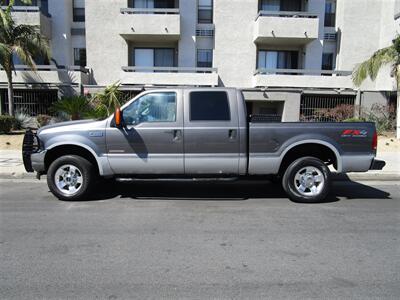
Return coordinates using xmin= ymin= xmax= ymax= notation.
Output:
xmin=0 ymin=0 xmax=50 ymax=116
xmin=352 ymin=36 xmax=400 ymax=139
xmin=52 ymin=96 xmax=92 ymax=120
xmin=90 ymin=82 xmax=124 ymax=117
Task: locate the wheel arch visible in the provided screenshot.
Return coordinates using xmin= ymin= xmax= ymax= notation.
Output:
xmin=278 ymin=140 xmax=342 ymax=175
xmin=44 ymin=143 xmax=103 ymax=175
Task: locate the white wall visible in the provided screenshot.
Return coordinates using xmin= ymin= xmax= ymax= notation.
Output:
xmin=85 ymin=0 xmax=127 ymax=85
xmin=48 ymin=0 xmax=73 ymax=66
xmin=214 ymin=0 xmax=258 ymax=87
xmin=304 ymin=0 xmax=324 ymax=70
xmin=178 ymin=0 xmax=196 ymax=67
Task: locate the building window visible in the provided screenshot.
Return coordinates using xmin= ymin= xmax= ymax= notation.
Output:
xmin=324 ymin=0 xmax=336 ymax=27
xmin=322 ymin=53 xmax=334 ymax=70
xmin=257 ymin=50 xmax=299 ymax=69
xmin=73 ymin=0 xmax=85 ymax=22
xmin=190 ymin=91 xmax=230 ymax=121
xmin=259 ymin=0 xmax=302 ymax=12
xmin=128 ymin=0 xmax=176 ymax=8
xmin=133 ymin=48 xmax=175 ymax=70
xmin=197 ymin=49 xmax=213 ymax=68
xmin=198 ymin=0 xmax=213 ymax=24
xmin=74 ymin=48 xmax=86 ymax=67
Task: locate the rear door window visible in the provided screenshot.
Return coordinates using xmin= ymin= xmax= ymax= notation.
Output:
xmin=189 ymin=91 xmax=230 ymax=121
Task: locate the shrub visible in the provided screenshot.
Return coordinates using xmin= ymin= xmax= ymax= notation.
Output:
xmin=0 ymin=115 xmax=15 ymax=133
xmin=314 ymin=104 xmax=356 ymax=122
xmin=362 ymin=103 xmax=396 ymax=134
xmin=37 ymin=114 xmax=52 ymax=127
xmin=13 ymin=110 xmax=38 ymax=130
xmin=344 ymin=117 xmax=366 ymax=122
xmin=52 ymin=96 xmax=92 ymax=120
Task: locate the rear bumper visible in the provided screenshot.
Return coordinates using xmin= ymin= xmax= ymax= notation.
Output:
xmin=369 ymin=159 xmax=386 ymax=170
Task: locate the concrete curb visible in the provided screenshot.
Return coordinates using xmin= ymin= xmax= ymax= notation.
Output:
xmin=332 ymin=173 xmax=400 ymax=182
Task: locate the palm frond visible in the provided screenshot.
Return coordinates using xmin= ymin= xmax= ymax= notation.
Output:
xmin=12 ymin=45 xmax=35 ymax=69
xmin=0 ymin=6 xmax=15 ymax=40
xmin=91 ymin=82 xmax=123 ymax=115
xmin=352 ymin=45 xmax=397 ymax=86
xmin=0 ymin=42 xmax=12 ymax=68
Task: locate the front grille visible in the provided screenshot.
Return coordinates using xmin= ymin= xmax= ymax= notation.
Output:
xmin=22 ymin=129 xmax=39 ymax=172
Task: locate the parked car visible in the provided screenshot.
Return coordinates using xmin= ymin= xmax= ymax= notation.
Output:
xmin=23 ymin=88 xmax=385 ymax=202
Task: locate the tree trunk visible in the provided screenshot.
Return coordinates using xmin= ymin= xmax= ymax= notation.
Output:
xmin=6 ymin=70 xmax=14 ymax=116
xmin=397 ymin=66 xmax=400 ymax=139
xmin=397 ymin=89 xmax=400 ymax=139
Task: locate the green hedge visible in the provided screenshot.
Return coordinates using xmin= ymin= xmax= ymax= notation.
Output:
xmin=0 ymin=115 xmax=15 ymax=133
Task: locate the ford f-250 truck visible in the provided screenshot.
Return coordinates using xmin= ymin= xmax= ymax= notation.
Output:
xmin=22 ymin=88 xmax=385 ymax=203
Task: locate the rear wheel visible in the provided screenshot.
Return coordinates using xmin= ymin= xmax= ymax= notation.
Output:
xmin=282 ymin=157 xmax=331 ymax=203
xmin=47 ymin=155 xmax=95 ymax=201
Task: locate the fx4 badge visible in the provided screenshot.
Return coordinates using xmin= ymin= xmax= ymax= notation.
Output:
xmin=341 ymin=129 xmax=368 ymax=137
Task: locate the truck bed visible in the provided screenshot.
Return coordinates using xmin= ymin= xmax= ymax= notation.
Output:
xmin=248 ymin=121 xmax=376 ymax=174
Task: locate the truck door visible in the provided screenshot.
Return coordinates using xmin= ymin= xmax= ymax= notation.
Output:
xmin=106 ymin=90 xmax=184 ymax=174
xmin=183 ymin=90 xmax=240 ymax=175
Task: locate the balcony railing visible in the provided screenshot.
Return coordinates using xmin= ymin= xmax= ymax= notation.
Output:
xmin=122 ymin=66 xmax=217 ymax=73
xmin=253 ymin=68 xmax=353 ymax=89
xmin=2 ymin=5 xmax=51 ymax=17
xmin=120 ymin=8 xmax=179 ymax=15
xmin=254 ymin=68 xmax=352 ymax=76
xmin=120 ymin=66 xmax=219 ymax=86
xmin=3 ymin=65 xmax=89 ymax=73
xmin=0 ymin=65 xmax=90 ymax=86
xmin=256 ymin=10 xmax=318 ymax=21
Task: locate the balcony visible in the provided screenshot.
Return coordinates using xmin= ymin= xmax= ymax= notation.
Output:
xmin=7 ymin=6 xmax=52 ymax=39
xmin=118 ymin=8 xmax=180 ymax=42
xmin=0 ymin=65 xmax=89 ymax=86
xmin=253 ymin=69 xmax=353 ymax=89
xmin=254 ymin=11 xmax=319 ymax=45
xmin=120 ymin=67 xmax=218 ymax=86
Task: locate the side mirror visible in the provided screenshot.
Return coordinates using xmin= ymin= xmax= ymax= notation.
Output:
xmin=114 ymin=107 xmax=123 ymax=128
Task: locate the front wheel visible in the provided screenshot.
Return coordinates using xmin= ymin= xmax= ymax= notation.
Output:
xmin=47 ymin=155 xmax=95 ymax=201
xmin=282 ymin=157 xmax=331 ymax=203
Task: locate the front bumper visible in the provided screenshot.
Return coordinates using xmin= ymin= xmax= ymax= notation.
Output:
xmin=31 ymin=150 xmax=46 ymax=173
xmin=370 ymin=159 xmax=386 ymax=170
xmin=22 ymin=129 xmax=44 ymax=173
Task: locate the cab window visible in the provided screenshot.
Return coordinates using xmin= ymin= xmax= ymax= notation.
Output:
xmin=190 ymin=91 xmax=230 ymax=121
xmin=123 ymin=92 xmax=176 ymax=125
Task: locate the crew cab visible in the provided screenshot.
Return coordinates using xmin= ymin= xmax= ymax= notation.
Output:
xmin=22 ymin=88 xmax=385 ymax=202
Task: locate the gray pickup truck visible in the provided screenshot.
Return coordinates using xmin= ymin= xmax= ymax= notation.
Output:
xmin=22 ymin=88 xmax=385 ymax=202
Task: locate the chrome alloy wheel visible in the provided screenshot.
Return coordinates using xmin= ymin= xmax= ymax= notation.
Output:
xmin=293 ymin=166 xmax=325 ymax=196
xmin=54 ymin=164 xmax=83 ymax=195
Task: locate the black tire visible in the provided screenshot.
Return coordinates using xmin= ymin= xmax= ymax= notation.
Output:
xmin=282 ymin=156 xmax=331 ymax=203
xmin=47 ymin=155 xmax=96 ymax=201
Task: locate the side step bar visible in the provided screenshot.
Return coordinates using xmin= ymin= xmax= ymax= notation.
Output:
xmin=116 ymin=177 xmax=240 ymax=182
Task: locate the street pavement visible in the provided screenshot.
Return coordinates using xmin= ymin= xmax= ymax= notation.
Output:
xmin=0 ymin=179 xmax=399 ymax=299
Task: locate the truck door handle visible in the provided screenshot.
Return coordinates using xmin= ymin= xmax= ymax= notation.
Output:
xmin=229 ymin=129 xmax=237 ymax=139
xmin=164 ymin=129 xmax=182 ymax=141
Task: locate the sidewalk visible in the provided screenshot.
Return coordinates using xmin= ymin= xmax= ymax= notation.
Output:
xmin=0 ymin=149 xmax=398 ymax=181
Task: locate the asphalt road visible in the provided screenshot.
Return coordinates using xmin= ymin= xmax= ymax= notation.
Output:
xmin=1 ymin=179 xmax=399 ymax=299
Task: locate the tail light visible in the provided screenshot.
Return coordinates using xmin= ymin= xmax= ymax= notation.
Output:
xmin=372 ymin=131 xmax=377 ymax=151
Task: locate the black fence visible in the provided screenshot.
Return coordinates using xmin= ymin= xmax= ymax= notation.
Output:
xmin=1 ymin=89 xmax=58 ymax=116
xmin=300 ymin=94 xmax=356 ymax=122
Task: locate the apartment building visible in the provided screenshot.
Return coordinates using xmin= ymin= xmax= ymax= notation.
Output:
xmin=0 ymin=0 xmax=398 ymax=121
